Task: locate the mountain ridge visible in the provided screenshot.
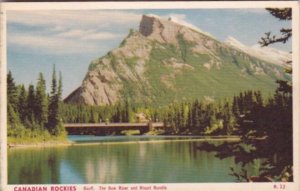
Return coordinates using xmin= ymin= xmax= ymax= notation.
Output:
xmin=225 ymin=36 xmax=291 ymax=67
xmin=64 ymin=15 xmax=290 ymax=106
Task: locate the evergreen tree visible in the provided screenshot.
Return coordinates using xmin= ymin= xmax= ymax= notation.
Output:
xmin=123 ymin=100 xmax=130 ymax=123
xmin=222 ymin=102 xmax=236 ymax=135
xmin=58 ymin=71 xmax=63 ymax=99
xmin=17 ymin=85 xmax=27 ymax=123
xmin=232 ymin=96 xmax=240 ymax=117
xmin=35 ymin=73 xmax=48 ymax=126
xmin=7 ymin=101 xmax=20 ymax=126
xmin=48 ymin=65 xmax=58 ymax=133
xmin=7 ymin=71 xmax=18 ymax=110
xmin=7 ymin=71 xmax=22 ymax=133
xmin=259 ymin=8 xmax=291 ymax=46
xmin=27 ymin=84 xmax=36 ymax=125
xmin=47 ymin=65 xmax=64 ymax=135
xmin=187 ymin=103 xmax=193 ymax=130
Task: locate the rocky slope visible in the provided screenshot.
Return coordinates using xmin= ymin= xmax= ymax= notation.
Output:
xmin=64 ymin=15 xmax=290 ymax=106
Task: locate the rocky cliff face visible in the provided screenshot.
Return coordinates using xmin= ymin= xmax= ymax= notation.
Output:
xmin=64 ymin=31 xmax=151 ymax=105
xmin=64 ymin=15 xmax=290 ymax=106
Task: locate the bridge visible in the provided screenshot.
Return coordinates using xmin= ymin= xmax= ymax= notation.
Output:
xmin=64 ymin=122 xmax=165 ymax=135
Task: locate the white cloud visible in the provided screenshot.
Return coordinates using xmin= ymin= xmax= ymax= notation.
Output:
xmin=82 ymin=32 xmax=122 ymax=40
xmin=8 ymin=33 xmax=100 ymax=54
xmin=57 ymin=29 xmax=88 ymax=38
xmin=57 ymin=29 xmax=122 ymax=40
xmin=7 ymin=10 xmax=141 ymax=29
xmin=7 ymin=10 xmax=140 ymax=54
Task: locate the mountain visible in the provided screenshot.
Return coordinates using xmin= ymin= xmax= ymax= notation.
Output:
xmin=64 ymin=15 xmax=290 ymax=106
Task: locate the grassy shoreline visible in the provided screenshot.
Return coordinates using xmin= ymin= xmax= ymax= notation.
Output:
xmin=7 ymin=134 xmax=70 ymax=148
xmin=8 ymin=135 xmax=240 ymax=149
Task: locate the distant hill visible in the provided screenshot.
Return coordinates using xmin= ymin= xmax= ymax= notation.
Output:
xmin=64 ymin=15 xmax=291 ymax=106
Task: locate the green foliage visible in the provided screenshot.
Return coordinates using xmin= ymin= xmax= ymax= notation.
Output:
xmin=35 ymin=73 xmax=48 ymax=126
xmin=8 ymin=126 xmax=66 ymax=145
xmin=199 ymin=88 xmax=292 ymax=181
xmin=260 ymin=8 xmax=292 ymax=46
xmin=7 ymin=68 xmax=66 ymax=144
xmin=47 ymin=66 xmax=64 ymax=136
xmin=61 ymin=103 xmax=106 ymax=123
xmin=61 ymin=99 xmax=135 ymax=124
xmin=160 ymin=92 xmax=258 ymax=135
xmin=125 ymin=57 xmax=139 ymax=69
xmin=7 ymin=104 xmax=20 ymax=127
xmin=17 ymin=85 xmax=27 ymax=122
xmin=7 ymin=71 xmax=18 ymax=110
xmin=26 ymin=84 xmax=36 ymax=123
xmin=119 ymin=29 xmax=136 ymax=48
xmin=177 ymin=34 xmax=196 ymax=62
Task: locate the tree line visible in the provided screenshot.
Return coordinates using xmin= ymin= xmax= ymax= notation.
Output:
xmin=7 ymin=66 xmax=65 ymax=141
xmin=60 ymin=90 xmax=267 ymax=136
xmin=61 ymin=100 xmax=136 ymax=124
xmin=161 ymin=91 xmax=265 ymax=135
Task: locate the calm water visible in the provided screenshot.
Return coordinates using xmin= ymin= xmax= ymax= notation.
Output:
xmin=8 ymin=136 xmax=261 ymax=184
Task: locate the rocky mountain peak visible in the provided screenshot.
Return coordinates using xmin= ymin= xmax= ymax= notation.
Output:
xmin=139 ymin=14 xmax=183 ymax=43
xmin=138 ymin=14 xmax=219 ymax=56
xmin=139 ymin=15 xmax=156 ymax=37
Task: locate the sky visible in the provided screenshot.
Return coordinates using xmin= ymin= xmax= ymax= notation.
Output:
xmin=7 ymin=9 xmax=292 ymax=98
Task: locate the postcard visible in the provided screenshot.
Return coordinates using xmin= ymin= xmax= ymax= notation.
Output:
xmin=0 ymin=1 xmax=299 ymax=191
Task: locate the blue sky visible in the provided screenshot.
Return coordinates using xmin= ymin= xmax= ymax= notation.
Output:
xmin=7 ymin=9 xmax=292 ymax=98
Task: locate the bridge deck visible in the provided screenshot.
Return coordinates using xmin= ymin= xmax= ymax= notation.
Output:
xmin=64 ymin=122 xmax=164 ymax=128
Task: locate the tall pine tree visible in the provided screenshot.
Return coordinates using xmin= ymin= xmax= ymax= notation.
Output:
xmin=47 ymin=65 xmax=64 ymax=135
xmin=7 ymin=71 xmax=18 ymax=111
xmin=7 ymin=71 xmax=20 ymax=128
xmin=17 ymin=84 xmax=27 ymax=123
xmin=27 ymin=84 xmax=36 ymax=125
xmin=35 ymin=73 xmax=48 ymax=127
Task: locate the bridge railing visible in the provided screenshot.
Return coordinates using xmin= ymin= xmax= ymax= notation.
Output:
xmin=63 ymin=122 xmax=165 ymax=136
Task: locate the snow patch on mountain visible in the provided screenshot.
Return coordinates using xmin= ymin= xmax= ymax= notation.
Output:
xmin=225 ymin=36 xmax=291 ymax=67
xmin=167 ymin=15 xmax=215 ymax=39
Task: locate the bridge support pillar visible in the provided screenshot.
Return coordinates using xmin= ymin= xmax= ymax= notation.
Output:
xmin=148 ymin=121 xmax=153 ymax=131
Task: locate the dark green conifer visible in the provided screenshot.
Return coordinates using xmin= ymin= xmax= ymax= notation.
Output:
xmin=36 ymin=73 xmax=48 ymax=126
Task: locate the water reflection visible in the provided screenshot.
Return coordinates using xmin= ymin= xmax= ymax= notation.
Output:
xmin=8 ymin=136 xmax=259 ymax=184
xmin=8 ymin=147 xmax=64 ymax=184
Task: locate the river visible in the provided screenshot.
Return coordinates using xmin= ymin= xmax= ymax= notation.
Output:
xmin=8 ymin=135 xmax=261 ymax=184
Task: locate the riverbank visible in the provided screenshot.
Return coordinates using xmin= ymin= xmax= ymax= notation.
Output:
xmin=8 ymin=135 xmax=240 ymax=149
xmin=7 ymin=134 xmax=71 ymax=148
xmin=7 ymin=139 xmax=73 ymax=149
xmin=67 ymin=136 xmax=241 ymax=147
